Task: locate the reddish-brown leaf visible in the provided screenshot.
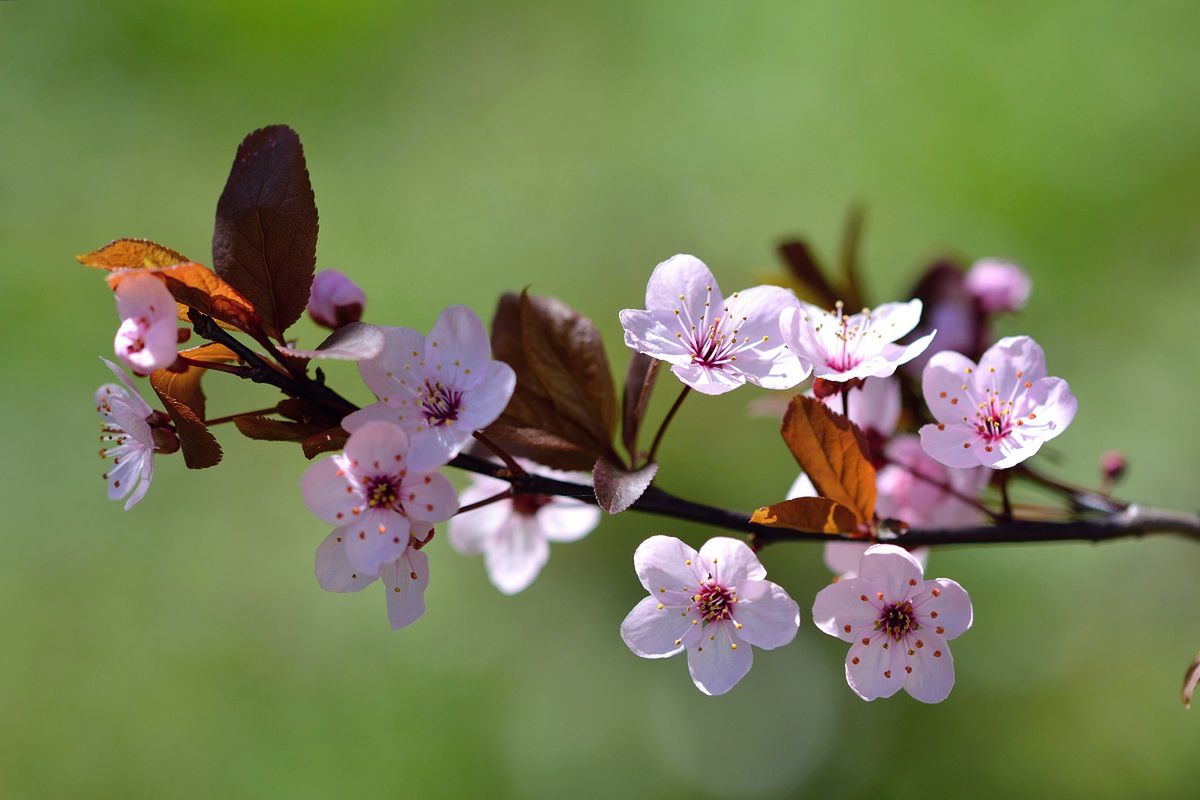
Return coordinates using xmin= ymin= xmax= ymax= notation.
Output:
xmin=621 ymin=351 xmax=660 ymax=461
xmin=750 ymin=497 xmax=860 ymax=534
xmin=153 ymin=392 xmax=222 ymax=469
xmin=302 ymin=427 xmax=348 ymax=459
xmin=147 ymin=342 xmax=237 ymax=421
xmin=106 ymin=262 xmax=261 ymax=335
xmin=777 ymin=239 xmax=839 ymax=307
xmin=212 ymin=125 xmax=318 ymax=342
xmin=593 ymin=458 xmax=658 ymax=515
xmin=234 ymin=414 xmax=327 ymax=443
xmin=77 ymin=238 xmax=191 ymax=270
xmin=780 ymin=395 xmax=876 ymax=522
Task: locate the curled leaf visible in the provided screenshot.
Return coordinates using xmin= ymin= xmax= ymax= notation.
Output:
xmin=593 ymin=458 xmax=658 ymax=515
xmin=212 ymin=125 xmax=318 ymax=342
xmin=621 ymin=351 xmax=660 ymax=461
xmin=780 ymin=395 xmax=876 ymax=522
xmin=77 ymin=238 xmax=190 ymax=270
xmin=107 ymin=262 xmax=260 ymax=335
xmin=750 ymin=497 xmax=860 ymax=534
xmin=278 ymin=322 xmax=384 ymax=361
xmin=234 ymin=414 xmax=326 ymax=443
xmin=147 ymin=342 xmax=238 ymax=421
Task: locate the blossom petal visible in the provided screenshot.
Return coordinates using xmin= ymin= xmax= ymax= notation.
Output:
xmin=844 ymin=633 xmax=905 ymax=701
xmin=447 ymin=475 xmax=514 ymax=555
xmin=731 ymin=579 xmax=800 ymax=650
xmin=867 ymin=299 xmax=923 ymax=340
xmin=902 ymin=631 xmax=955 ymax=703
xmin=857 ymin=544 xmax=925 ymax=601
xmin=340 ymin=401 xmax=412 ymax=434
xmin=811 ymin=577 xmax=884 ymax=642
xmin=644 ymin=254 xmax=724 ymax=322
xmin=100 ymin=358 xmax=153 ymax=417
xmin=686 ymin=620 xmax=753 ymax=696
xmin=919 ymin=422 xmax=983 ymax=468
xmin=343 ymin=509 xmax=410 ymax=575
xmin=698 ymin=537 xmax=767 ymax=585
xmin=402 ymin=470 xmax=459 ymax=524
xmin=632 ymin=535 xmax=703 ymax=602
xmin=912 ymin=578 xmax=972 ymax=639
xmin=343 ymin=420 xmax=410 ymax=473
xmin=669 ymin=362 xmax=745 ymax=395
xmin=357 ymin=326 xmax=426 ymax=404
xmin=406 ymin=425 xmax=472 ymax=472
xmin=314 ymin=529 xmax=378 ymax=592
xmin=483 ymin=516 xmax=549 ymax=595
xmin=827 ymin=377 xmax=900 ymax=437
xmin=1021 ymin=376 xmax=1077 ymax=441
xmin=978 ymin=335 xmax=1047 ymax=397
xmin=381 ymin=548 xmax=429 ymax=630
xmin=619 ymin=308 xmax=692 ymax=365
xmin=921 ymin=350 xmax=979 ymax=425
xmin=621 ymin=595 xmax=699 ymax=659
xmin=114 ymin=271 xmax=174 ymax=321
xmin=300 ymin=456 xmax=362 ymax=525
xmin=537 ymin=499 xmax=601 ymax=543
xmin=720 ymin=286 xmax=810 ymax=389
xmin=822 ymin=541 xmax=869 ymax=578
xmin=456 ymin=360 xmax=517 ymax=430
xmin=425 ymin=305 xmax=492 ymax=384
xmin=122 ymin=453 xmax=154 ymax=510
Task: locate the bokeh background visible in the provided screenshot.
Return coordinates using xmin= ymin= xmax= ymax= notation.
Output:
xmin=3 ymin=2 xmax=1200 ymax=797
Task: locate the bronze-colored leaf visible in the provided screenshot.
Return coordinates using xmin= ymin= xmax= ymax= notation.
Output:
xmin=1183 ymin=651 xmax=1200 ymax=708
xmin=234 ymin=414 xmax=326 ymax=443
xmin=621 ymin=351 xmax=660 ymax=462
xmin=106 ymin=262 xmax=261 ymax=335
xmin=593 ymin=458 xmax=658 ymax=515
xmin=212 ymin=125 xmax=318 ymax=342
xmin=147 ymin=342 xmax=237 ymax=422
xmin=485 ymin=292 xmax=619 ymax=470
xmin=302 ymin=427 xmax=348 ymax=459
xmin=780 ymin=395 xmax=876 ymax=522
xmin=750 ymin=497 xmax=860 ymax=534
xmin=153 ymin=392 xmax=222 ymax=469
xmin=76 ymin=238 xmax=190 ymax=270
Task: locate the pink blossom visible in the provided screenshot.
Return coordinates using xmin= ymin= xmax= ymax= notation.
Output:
xmin=781 ymin=299 xmax=935 ymax=383
xmin=314 ymin=530 xmax=432 ymax=630
xmin=819 ymin=376 xmax=901 ymax=438
xmin=785 ymin=473 xmax=929 ymax=580
xmin=448 ymin=464 xmax=600 ymax=595
xmin=113 ymin=272 xmax=178 ymax=375
xmin=876 ymin=436 xmax=989 ymax=529
xmin=919 ymin=336 xmax=1076 ymax=469
xmin=300 ymin=420 xmax=458 ymax=576
xmin=619 ymin=254 xmax=810 ymax=396
xmin=812 ymin=544 xmax=972 ymax=703
xmin=95 ymin=358 xmax=157 ymax=510
xmin=308 ymin=269 xmax=366 ymax=329
xmin=965 ymin=259 xmax=1031 ymax=315
xmin=620 ymin=535 xmax=800 ymax=696
xmin=342 ymin=305 xmax=516 ymax=471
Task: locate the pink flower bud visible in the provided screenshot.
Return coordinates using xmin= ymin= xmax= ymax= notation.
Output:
xmin=964 ymin=259 xmax=1031 ymax=314
xmin=308 ymin=269 xmax=365 ymax=329
xmin=1100 ymin=450 xmax=1127 ymax=483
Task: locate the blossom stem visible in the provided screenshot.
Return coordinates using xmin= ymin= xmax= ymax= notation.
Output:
xmin=455 ymin=488 xmax=514 ymax=515
xmin=471 ymin=430 xmax=527 ymax=478
xmin=998 ymin=470 xmax=1014 ymax=520
xmin=841 ymin=386 xmax=850 ymax=419
xmin=646 ymin=385 xmax=691 ymax=464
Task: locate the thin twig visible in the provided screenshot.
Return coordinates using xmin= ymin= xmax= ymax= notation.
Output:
xmin=472 ymin=430 xmax=526 ymax=478
xmin=456 ymin=488 xmax=514 ymax=515
xmin=646 ymin=385 xmax=690 ymax=463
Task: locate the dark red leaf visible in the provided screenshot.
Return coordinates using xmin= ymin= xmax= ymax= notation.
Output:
xmin=593 ymin=458 xmax=658 ymax=515
xmin=621 ymin=351 xmax=660 ymax=462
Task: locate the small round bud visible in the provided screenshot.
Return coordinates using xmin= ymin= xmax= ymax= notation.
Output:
xmin=1100 ymin=450 xmax=1127 ymax=483
xmin=151 ymin=426 xmax=181 ymax=455
xmin=308 ymin=269 xmax=365 ymax=329
xmin=964 ymin=259 xmax=1031 ymax=314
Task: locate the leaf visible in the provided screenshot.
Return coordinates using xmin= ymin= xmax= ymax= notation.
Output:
xmin=147 ymin=342 xmax=238 ymax=421
xmin=153 ymin=392 xmax=222 ymax=469
xmin=302 ymin=427 xmax=348 ymax=459
xmin=77 ymin=238 xmax=190 ymax=269
xmin=593 ymin=458 xmax=658 ymax=515
xmin=212 ymin=125 xmax=318 ymax=342
xmin=780 ymin=395 xmax=876 ymax=522
xmin=485 ymin=292 xmax=619 ymax=471
xmin=621 ymin=351 xmax=660 ymax=461
xmin=1184 ymin=651 xmax=1200 ymax=709
xmin=106 ymin=262 xmax=261 ymax=334
xmin=234 ymin=414 xmax=326 ymax=443
xmin=750 ymin=497 xmax=860 ymax=534
xmin=278 ymin=322 xmax=385 ymax=361
xmin=777 ymin=239 xmax=839 ymax=307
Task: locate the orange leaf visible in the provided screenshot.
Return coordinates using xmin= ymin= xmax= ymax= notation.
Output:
xmin=153 ymin=392 xmax=222 ymax=469
xmin=750 ymin=497 xmax=860 ymax=534
xmin=76 ymin=238 xmax=190 ymax=270
xmin=107 ymin=262 xmax=261 ymax=335
xmin=148 ymin=343 xmax=238 ymax=421
xmin=780 ymin=395 xmax=876 ymax=522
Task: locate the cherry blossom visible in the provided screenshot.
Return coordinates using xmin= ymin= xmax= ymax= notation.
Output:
xmin=780 ymin=299 xmax=935 ymax=382
xmin=448 ymin=463 xmax=600 ymax=595
xmin=95 ymin=358 xmax=158 ymax=510
xmin=300 ymin=420 xmax=458 ymax=576
xmin=619 ymin=254 xmax=810 ymax=396
xmin=308 ymin=269 xmax=366 ymax=329
xmin=876 ymin=435 xmax=989 ymax=529
xmin=314 ymin=529 xmax=432 ymax=630
xmin=113 ymin=272 xmax=178 ymax=374
xmin=920 ymin=335 xmax=1077 ymax=469
xmin=965 ymin=259 xmax=1031 ymax=315
xmin=342 ymin=305 xmax=516 ymax=471
xmin=812 ymin=544 xmax=972 ymax=703
xmin=620 ymin=535 xmax=800 ymax=696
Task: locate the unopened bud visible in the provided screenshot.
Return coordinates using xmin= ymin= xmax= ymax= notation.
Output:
xmin=1100 ymin=450 xmax=1127 ymax=483
xmin=811 ymin=377 xmax=841 ymax=400
xmin=151 ymin=426 xmax=180 ymax=455
xmin=308 ymin=269 xmax=365 ymax=329
xmin=965 ymin=259 xmax=1031 ymax=315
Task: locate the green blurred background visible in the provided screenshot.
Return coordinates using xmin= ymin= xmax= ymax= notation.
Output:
xmin=3 ymin=1 xmax=1199 ymax=797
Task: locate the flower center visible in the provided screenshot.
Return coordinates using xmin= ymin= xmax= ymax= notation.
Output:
xmin=876 ymin=600 xmax=919 ymax=641
xmin=670 ymin=288 xmax=767 ymax=371
xmin=512 ymin=493 xmax=553 ymax=516
xmin=693 ymin=581 xmax=736 ymax=623
xmin=974 ymin=398 xmax=1014 ymax=443
xmin=364 ymin=475 xmax=402 ymax=510
xmin=420 ymin=380 xmax=463 ymax=426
